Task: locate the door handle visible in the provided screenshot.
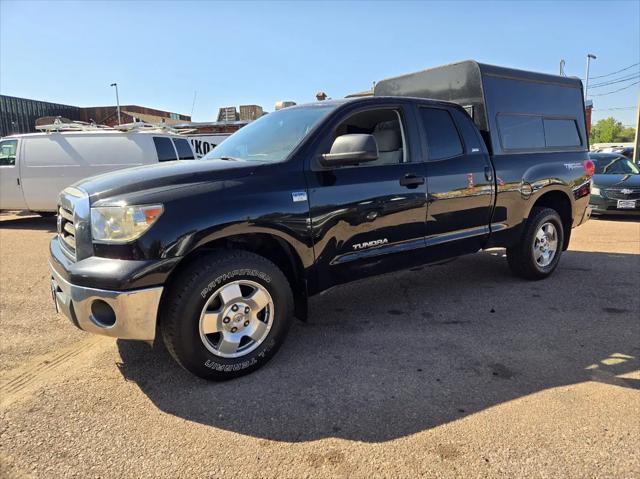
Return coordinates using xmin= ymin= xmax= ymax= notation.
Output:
xmin=399 ymin=174 xmax=425 ymax=188
xmin=484 ymin=166 xmax=493 ymax=182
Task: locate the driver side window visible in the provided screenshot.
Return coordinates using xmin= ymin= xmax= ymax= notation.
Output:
xmin=332 ymin=109 xmax=406 ymax=166
xmin=0 ymin=139 xmax=18 ymax=166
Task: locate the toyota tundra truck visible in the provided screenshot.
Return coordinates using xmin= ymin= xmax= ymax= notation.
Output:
xmin=49 ymin=61 xmax=593 ymax=380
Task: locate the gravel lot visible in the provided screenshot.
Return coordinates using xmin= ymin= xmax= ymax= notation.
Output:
xmin=1 ymin=212 xmax=638 ymax=478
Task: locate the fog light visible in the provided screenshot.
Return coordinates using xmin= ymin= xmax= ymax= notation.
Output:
xmin=90 ymin=300 xmax=116 ymax=327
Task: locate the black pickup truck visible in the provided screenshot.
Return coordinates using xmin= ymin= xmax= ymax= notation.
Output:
xmin=50 ymin=61 xmax=593 ymax=379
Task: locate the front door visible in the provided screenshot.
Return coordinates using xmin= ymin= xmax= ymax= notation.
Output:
xmin=0 ymin=139 xmax=26 ymax=210
xmin=305 ymin=105 xmax=428 ymax=291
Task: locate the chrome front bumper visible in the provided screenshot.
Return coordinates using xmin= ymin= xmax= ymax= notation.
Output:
xmin=50 ymin=263 xmax=163 ymax=341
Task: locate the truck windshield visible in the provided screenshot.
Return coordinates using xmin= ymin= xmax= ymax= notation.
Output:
xmin=203 ymin=105 xmax=337 ymax=163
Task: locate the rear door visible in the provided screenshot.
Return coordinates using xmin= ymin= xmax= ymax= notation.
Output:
xmin=305 ymin=102 xmax=428 ymax=290
xmin=417 ymin=106 xmax=495 ymax=257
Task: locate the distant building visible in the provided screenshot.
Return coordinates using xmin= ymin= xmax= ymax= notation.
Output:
xmin=81 ymin=105 xmax=190 ymax=127
xmin=585 ymin=100 xmax=593 ymax=137
xmin=217 ymin=105 xmax=265 ymax=122
xmin=0 ymin=95 xmax=80 ymax=137
xmin=239 ymin=104 xmax=264 ymax=121
xmin=0 ymin=94 xmax=190 ymax=137
xmin=217 ymin=106 xmax=239 ymax=122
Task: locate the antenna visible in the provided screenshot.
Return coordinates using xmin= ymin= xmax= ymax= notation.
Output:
xmin=190 ymin=91 xmax=197 ymax=118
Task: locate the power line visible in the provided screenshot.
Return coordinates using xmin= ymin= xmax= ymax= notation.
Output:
xmin=592 ymin=107 xmax=636 ymax=111
xmin=590 ymin=73 xmax=640 ymax=88
xmin=578 ymin=62 xmax=640 ymax=81
xmin=589 ymin=62 xmax=639 ymax=80
xmin=591 ymin=80 xmax=640 ymax=96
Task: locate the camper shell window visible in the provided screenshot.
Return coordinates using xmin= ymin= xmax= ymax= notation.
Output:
xmin=543 ymin=118 xmax=582 ymax=148
xmin=497 ymin=115 xmax=545 ymax=150
xmin=497 ymin=114 xmax=582 ymax=151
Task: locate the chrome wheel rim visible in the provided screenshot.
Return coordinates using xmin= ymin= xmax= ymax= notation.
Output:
xmin=533 ymin=222 xmax=558 ymax=267
xmin=198 ymin=280 xmax=274 ymax=358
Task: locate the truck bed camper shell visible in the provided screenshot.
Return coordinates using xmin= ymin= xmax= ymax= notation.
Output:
xmin=373 ymin=60 xmax=588 ymax=155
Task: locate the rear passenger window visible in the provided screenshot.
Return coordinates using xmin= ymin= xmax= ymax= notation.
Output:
xmin=172 ymin=138 xmax=195 ymax=160
xmin=543 ymin=119 xmax=582 ymax=147
xmin=153 ymin=137 xmax=177 ymax=162
xmin=497 ymin=115 xmax=545 ymax=150
xmin=419 ymin=108 xmax=463 ymax=160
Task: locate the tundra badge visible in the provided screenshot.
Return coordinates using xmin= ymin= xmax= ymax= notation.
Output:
xmin=353 ymin=238 xmax=389 ymax=250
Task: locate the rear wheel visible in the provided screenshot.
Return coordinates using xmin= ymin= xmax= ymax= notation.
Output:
xmin=161 ymin=250 xmax=294 ymax=380
xmin=507 ymin=207 xmax=564 ymax=280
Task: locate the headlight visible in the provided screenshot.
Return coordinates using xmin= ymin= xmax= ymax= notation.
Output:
xmin=591 ymin=186 xmax=601 ymax=196
xmin=91 ymin=204 xmax=163 ymax=243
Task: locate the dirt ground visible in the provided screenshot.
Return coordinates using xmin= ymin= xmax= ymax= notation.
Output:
xmin=0 ymin=212 xmax=638 ymax=478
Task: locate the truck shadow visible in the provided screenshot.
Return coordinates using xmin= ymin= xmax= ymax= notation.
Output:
xmin=0 ymin=213 xmax=57 ymax=232
xmin=591 ymin=215 xmax=640 ymax=223
xmin=116 ymin=249 xmax=640 ymax=443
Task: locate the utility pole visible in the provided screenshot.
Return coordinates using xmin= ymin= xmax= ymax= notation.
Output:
xmin=634 ymin=95 xmax=639 ymax=164
xmin=110 ymin=83 xmax=121 ymax=125
xmin=584 ymin=53 xmax=596 ymax=101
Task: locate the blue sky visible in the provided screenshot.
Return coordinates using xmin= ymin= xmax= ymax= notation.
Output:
xmin=1 ymin=1 xmax=638 ymax=125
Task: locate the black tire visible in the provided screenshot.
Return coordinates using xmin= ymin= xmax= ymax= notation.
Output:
xmin=34 ymin=211 xmax=56 ymax=218
xmin=160 ymin=250 xmax=294 ymax=380
xmin=506 ymin=207 xmax=564 ymax=280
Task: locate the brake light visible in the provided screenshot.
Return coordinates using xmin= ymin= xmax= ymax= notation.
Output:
xmin=583 ymin=159 xmax=595 ymax=177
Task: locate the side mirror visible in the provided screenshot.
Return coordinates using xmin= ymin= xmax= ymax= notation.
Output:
xmin=320 ymin=134 xmax=378 ymax=167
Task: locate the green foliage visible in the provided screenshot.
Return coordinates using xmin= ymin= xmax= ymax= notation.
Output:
xmin=590 ymin=117 xmax=636 ymax=143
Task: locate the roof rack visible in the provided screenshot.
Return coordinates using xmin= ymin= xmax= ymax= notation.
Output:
xmin=113 ymin=121 xmax=181 ymax=133
xmin=35 ymin=116 xmax=184 ymax=134
xmin=35 ymin=117 xmax=113 ymax=132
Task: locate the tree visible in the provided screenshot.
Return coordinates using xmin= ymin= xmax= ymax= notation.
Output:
xmin=590 ymin=117 xmax=636 ymax=143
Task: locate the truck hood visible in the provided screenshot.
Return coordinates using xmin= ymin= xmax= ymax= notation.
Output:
xmin=592 ymin=174 xmax=640 ymax=188
xmin=73 ymin=159 xmax=258 ymax=203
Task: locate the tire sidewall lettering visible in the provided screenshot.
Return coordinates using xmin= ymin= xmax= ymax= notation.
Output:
xmin=203 ymin=339 xmax=276 ymax=371
xmin=201 ymin=269 xmax=272 ymax=299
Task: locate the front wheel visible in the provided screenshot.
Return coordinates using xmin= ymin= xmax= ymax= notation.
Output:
xmin=160 ymin=250 xmax=294 ymax=380
xmin=507 ymin=207 xmax=564 ymax=280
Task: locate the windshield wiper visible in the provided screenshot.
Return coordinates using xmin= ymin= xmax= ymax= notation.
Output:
xmin=210 ymin=156 xmax=243 ymax=162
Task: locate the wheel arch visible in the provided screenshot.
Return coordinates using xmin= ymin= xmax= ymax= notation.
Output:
xmin=528 ymin=188 xmax=573 ymax=250
xmin=161 ymin=232 xmax=309 ymax=321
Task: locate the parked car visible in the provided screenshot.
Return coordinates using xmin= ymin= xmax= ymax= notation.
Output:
xmin=49 ymin=61 xmax=592 ymax=380
xmin=589 ymin=152 xmax=640 ymax=215
xmin=612 ymin=146 xmax=634 ymax=162
xmin=0 ymin=124 xmax=195 ymax=214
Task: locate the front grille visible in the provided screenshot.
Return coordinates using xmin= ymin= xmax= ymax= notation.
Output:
xmin=604 ymin=188 xmax=640 ymax=200
xmin=57 ymin=187 xmax=90 ymax=261
xmin=58 ymin=205 xmax=76 ymax=256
